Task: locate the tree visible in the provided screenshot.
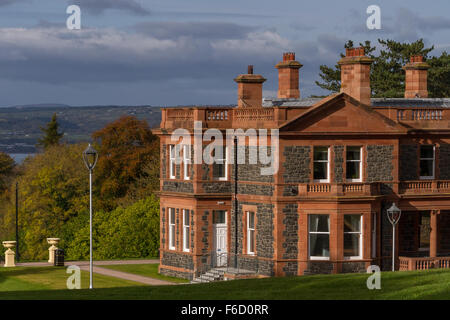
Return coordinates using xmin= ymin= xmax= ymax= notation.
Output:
xmin=92 ymin=115 xmax=159 ymax=210
xmin=37 ymin=113 xmax=64 ymax=149
xmin=65 ymin=195 xmax=160 ymax=260
xmin=315 ymin=39 xmax=448 ymax=98
xmin=0 ymin=144 xmax=90 ymax=260
xmin=0 ymin=152 xmax=15 ymax=193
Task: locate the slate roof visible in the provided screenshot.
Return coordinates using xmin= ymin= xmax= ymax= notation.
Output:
xmin=262 ymin=97 xmax=450 ymax=108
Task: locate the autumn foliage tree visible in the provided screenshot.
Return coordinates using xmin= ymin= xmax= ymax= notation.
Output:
xmin=92 ymin=115 xmax=159 ymax=210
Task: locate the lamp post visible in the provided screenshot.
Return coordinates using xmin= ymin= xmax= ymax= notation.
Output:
xmin=82 ymin=143 xmax=98 ymax=289
xmin=387 ymin=203 xmax=402 ymax=272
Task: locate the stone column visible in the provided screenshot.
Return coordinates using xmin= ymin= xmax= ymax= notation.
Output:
xmin=2 ymin=241 xmax=16 ymax=267
xmin=47 ymin=238 xmax=60 ymax=264
xmin=430 ymin=210 xmax=439 ymax=258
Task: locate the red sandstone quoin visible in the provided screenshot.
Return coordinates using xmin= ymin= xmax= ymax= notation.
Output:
xmin=154 ymin=47 xmax=450 ymax=280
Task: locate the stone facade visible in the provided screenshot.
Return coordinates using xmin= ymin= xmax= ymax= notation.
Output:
xmin=400 ymin=144 xmax=418 ymax=180
xmin=159 ymin=267 xmax=193 ymax=280
xmin=161 ymin=252 xmax=194 ymax=270
xmin=202 ymin=182 xmax=232 ymax=193
xmin=282 ymin=204 xmax=298 ymax=260
xmin=162 ymin=181 xmax=194 ymax=193
xmin=282 ymin=146 xmax=311 ymax=183
xmin=439 ymin=144 xmax=450 ymax=180
xmin=161 ymin=144 xmax=167 ymax=179
xmin=366 ymin=145 xmax=394 ymax=182
xmin=333 ymin=145 xmax=344 ymax=183
xmin=234 ymin=146 xmax=274 ymax=183
xmin=305 ymin=261 xmax=334 ymax=274
xmin=237 ymin=183 xmax=274 ymax=196
xmin=341 ymin=262 xmax=366 ymax=273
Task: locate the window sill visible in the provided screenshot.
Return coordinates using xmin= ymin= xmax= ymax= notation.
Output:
xmin=309 ymin=257 xmax=330 ymax=261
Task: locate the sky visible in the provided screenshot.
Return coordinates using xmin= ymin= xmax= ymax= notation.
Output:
xmin=0 ymin=0 xmax=448 ymax=107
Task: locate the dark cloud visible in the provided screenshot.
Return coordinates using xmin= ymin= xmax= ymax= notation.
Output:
xmin=70 ymin=0 xmax=150 ymax=16
xmin=133 ymin=22 xmax=256 ymax=40
xmin=0 ymin=0 xmax=28 ymax=6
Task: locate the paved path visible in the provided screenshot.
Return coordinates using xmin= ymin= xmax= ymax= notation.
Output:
xmin=78 ymin=265 xmax=176 ymax=286
xmin=16 ymin=259 xmax=177 ymax=286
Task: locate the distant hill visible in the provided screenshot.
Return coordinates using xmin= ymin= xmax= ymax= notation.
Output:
xmin=0 ymin=105 xmax=162 ymax=154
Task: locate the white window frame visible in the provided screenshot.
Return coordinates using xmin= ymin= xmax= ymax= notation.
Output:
xmin=183 ymin=145 xmax=190 ymax=181
xmin=346 ymin=146 xmax=363 ymax=182
xmin=419 ymin=145 xmax=435 ymax=180
xmin=308 ymin=215 xmax=330 ymax=260
xmin=214 ymin=146 xmax=228 ymax=181
xmin=344 ymin=214 xmax=363 ymax=260
xmin=313 ymin=146 xmax=330 ymax=183
xmin=182 ymin=209 xmax=190 ymax=252
xmin=168 ymin=208 xmax=176 ymax=250
xmin=247 ymin=211 xmax=255 ymax=255
xmin=169 ymin=145 xmax=176 ymax=179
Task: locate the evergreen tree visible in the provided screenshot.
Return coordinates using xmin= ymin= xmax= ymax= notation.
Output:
xmin=315 ymin=39 xmax=448 ymax=98
xmin=37 ymin=113 xmax=64 ymax=149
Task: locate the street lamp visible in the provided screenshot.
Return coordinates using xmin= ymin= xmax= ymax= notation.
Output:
xmin=83 ymin=143 xmax=98 ymax=289
xmin=387 ymin=203 xmax=402 ymax=272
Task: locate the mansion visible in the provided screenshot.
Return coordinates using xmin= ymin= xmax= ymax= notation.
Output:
xmin=154 ymin=48 xmax=450 ymax=280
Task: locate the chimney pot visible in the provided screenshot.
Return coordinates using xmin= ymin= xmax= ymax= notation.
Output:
xmin=248 ymin=65 xmax=253 ymax=74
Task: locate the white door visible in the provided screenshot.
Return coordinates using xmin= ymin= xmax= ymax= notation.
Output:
xmin=213 ymin=210 xmax=227 ymax=267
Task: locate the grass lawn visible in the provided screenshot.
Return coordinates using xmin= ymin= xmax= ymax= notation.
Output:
xmin=101 ymin=264 xmax=189 ymax=283
xmin=0 ymin=267 xmax=145 ymax=293
xmin=0 ymin=267 xmax=449 ymax=300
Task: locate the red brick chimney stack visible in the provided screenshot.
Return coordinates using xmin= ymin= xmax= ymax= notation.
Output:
xmin=275 ymin=52 xmax=303 ymax=99
xmin=234 ymin=65 xmax=266 ymax=108
xmin=338 ymin=47 xmax=373 ymax=105
xmin=403 ymin=55 xmax=430 ymax=98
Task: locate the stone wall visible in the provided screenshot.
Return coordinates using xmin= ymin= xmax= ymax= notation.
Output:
xmin=161 ymin=251 xmax=194 ymax=270
xmin=366 ymin=145 xmax=394 ymax=182
xmin=439 ymin=144 xmax=450 ymax=180
xmin=400 ymin=144 xmax=418 ymax=180
xmin=283 ymin=146 xmax=311 ymax=183
xmin=398 ymin=212 xmax=417 ymax=254
xmin=161 ymin=207 xmax=166 ymax=247
xmin=283 ymin=185 xmax=298 ymax=196
xmin=341 ymin=262 xmax=366 ymax=273
xmin=201 ymin=210 xmax=210 ymax=254
xmin=237 ymin=183 xmax=274 ymax=196
xmin=159 ymin=267 xmax=193 ymax=280
xmin=282 ymin=204 xmax=298 ymax=260
xmin=233 ymin=146 xmax=274 ymax=183
xmin=334 ymin=145 xmax=344 ymax=183
xmin=304 ymin=261 xmax=334 ymax=274
xmin=380 ymin=203 xmax=393 ymax=271
xmin=162 ymin=181 xmax=194 ymax=193
xmin=230 ymin=201 xmax=274 ymax=259
xmin=282 ymin=262 xmax=298 ymax=276
xmin=202 ymin=182 xmax=231 ymax=193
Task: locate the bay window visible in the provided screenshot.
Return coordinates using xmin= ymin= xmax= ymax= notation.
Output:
xmin=344 ymin=214 xmax=362 ymax=259
xmin=309 ymin=214 xmax=330 ymax=259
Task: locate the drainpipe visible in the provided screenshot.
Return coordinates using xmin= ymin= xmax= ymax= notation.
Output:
xmin=234 ymin=137 xmax=238 ymax=269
